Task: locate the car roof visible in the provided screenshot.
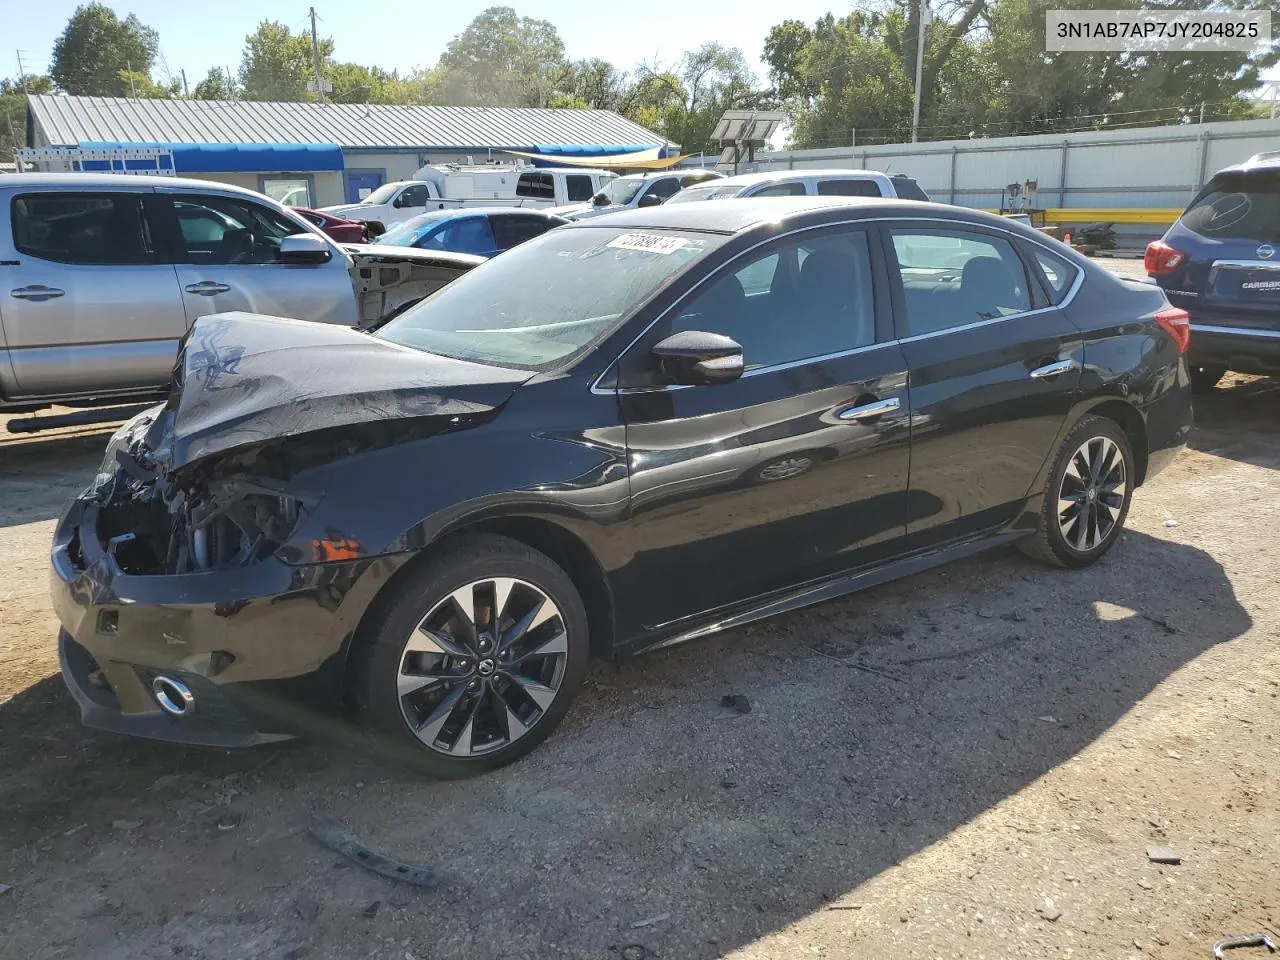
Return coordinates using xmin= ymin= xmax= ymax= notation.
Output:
xmin=565 ymin=195 xmax=1011 ymax=235
xmin=0 ymin=172 xmax=273 ymax=199
xmin=710 ymin=168 xmax=893 ymax=187
xmin=1211 ymin=152 xmax=1280 ymax=178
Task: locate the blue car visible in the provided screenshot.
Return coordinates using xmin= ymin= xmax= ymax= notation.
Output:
xmin=372 ymin=208 xmax=567 ymax=258
xmin=1147 ymin=152 xmax=1280 ymax=390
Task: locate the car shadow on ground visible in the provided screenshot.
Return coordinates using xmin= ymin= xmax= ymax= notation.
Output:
xmin=0 ymin=427 xmax=108 ymax=527
xmin=1189 ymin=375 xmax=1280 ymax=469
xmin=0 ymin=528 xmax=1251 ymax=959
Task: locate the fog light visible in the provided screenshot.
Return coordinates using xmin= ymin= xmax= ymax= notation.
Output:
xmin=152 ymin=675 xmax=195 ymax=717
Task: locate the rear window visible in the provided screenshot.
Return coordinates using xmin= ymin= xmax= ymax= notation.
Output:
xmin=12 ymin=193 xmax=153 ymax=264
xmin=890 ymin=176 xmax=930 ymax=202
xmin=751 ymin=181 xmax=807 ymax=198
xmin=1180 ymin=170 xmax=1280 ymax=242
xmin=817 ymin=178 xmax=882 ymax=197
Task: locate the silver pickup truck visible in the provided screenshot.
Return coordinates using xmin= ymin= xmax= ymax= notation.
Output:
xmin=0 ymin=174 xmax=480 ymax=430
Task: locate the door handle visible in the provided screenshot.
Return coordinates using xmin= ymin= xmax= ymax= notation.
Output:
xmin=837 ymin=396 xmax=901 ymax=421
xmin=10 ymin=284 xmax=65 ymax=302
xmin=184 ymin=281 xmax=231 ymax=296
xmin=1029 ymin=359 xmax=1078 ymax=379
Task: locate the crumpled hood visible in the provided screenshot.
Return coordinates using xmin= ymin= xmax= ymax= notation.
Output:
xmin=160 ymin=312 xmax=529 ymax=471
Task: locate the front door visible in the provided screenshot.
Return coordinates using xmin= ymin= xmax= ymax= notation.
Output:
xmin=345 ymin=169 xmax=385 ymax=204
xmin=616 ymin=225 xmax=912 ymax=632
xmin=885 ymin=223 xmax=1084 ymax=546
xmin=2 ymin=189 xmax=185 ymax=398
xmin=155 ymin=192 xmax=359 ymax=328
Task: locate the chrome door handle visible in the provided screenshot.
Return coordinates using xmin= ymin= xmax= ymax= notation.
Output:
xmin=10 ymin=284 xmax=65 ymax=302
xmin=1029 ymin=359 xmax=1078 ymax=379
xmin=184 ymin=281 xmax=231 ymax=296
xmin=837 ymin=396 xmax=901 ymax=421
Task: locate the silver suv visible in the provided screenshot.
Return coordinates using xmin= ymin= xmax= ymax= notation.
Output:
xmin=1 ymin=174 xmax=477 ymax=423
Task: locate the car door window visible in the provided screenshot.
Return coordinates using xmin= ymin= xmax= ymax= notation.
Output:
xmin=428 ymin=216 xmax=494 ymax=255
xmin=490 ymin=215 xmax=555 ymax=251
xmin=12 ymin=192 xmax=154 ymax=264
xmin=396 ymin=184 xmax=430 ymax=208
xmin=517 ymin=172 xmax=554 ymax=200
xmin=565 ymin=175 xmax=594 ymax=202
xmin=817 ymin=178 xmax=882 ymax=197
xmin=645 ymin=178 xmax=681 ymax=203
xmin=751 ymin=181 xmax=807 ymax=198
xmin=670 ymin=230 xmax=876 ymax=370
xmin=170 ymin=196 xmax=306 ymax=265
xmin=890 ymin=228 xmax=1031 ymax=336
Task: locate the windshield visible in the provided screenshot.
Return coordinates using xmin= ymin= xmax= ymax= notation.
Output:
xmin=374 ymin=213 xmax=450 ymax=246
xmin=377 ymin=226 xmax=723 ymax=369
xmin=595 ymin=176 xmax=647 ymax=206
xmin=666 ymin=183 xmax=743 ymax=204
xmin=1181 ymin=170 xmax=1280 ymax=242
xmin=360 ymin=183 xmax=402 ymax=206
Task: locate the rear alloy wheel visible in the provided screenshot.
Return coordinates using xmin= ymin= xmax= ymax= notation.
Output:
xmin=352 ymin=534 xmax=589 ymax=777
xmin=1019 ymin=416 xmax=1134 ymax=568
xmin=1189 ymin=364 xmax=1226 ymax=392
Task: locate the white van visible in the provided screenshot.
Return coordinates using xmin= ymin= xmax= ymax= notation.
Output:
xmin=667 ymin=169 xmax=931 ymax=204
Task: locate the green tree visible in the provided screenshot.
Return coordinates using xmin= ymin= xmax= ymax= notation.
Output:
xmin=239 ymin=20 xmax=333 ymax=101
xmin=1 ymin=75 xmax=55 ymax=162
xmin=193 ymin=67 xmax=237 ymax=100
xmin=629 ymin=44 xmax=771 ymax=153
xmin=436 ymin=6 xmax=567 ymax=107
xmin=50 ymin=3 xmax=160 ymax=96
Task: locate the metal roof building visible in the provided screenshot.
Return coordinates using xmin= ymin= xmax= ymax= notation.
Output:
xmin=25 ymin=94 xmax=669 ymax=207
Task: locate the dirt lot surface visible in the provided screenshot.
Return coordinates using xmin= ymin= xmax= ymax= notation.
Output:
xmin=2 ymin=277 xmax=1277 ymax=959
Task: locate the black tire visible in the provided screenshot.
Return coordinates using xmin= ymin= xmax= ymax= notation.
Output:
xmin=350 ymin=533 xmax=589 ymax=778
xmin=1189 ymin=363 xmax=1226 ymax=392
xmin=1018 ymin=415 xmax=1135 ymax=569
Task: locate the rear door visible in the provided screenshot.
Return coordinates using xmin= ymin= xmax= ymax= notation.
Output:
xmin=885 ymin=222 xmax=1084 ymax=546
xmin=2 ymin=187 xmax=185 ymax=398
xmin=1161 ymin=169 xmax=1280 ymax=336
xmin=155 ymin=192 xmax=358 ymax=327
xmin=617 ymin=224 xmax=911 ymax=629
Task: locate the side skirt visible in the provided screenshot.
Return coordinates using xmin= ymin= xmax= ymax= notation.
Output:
xmin=630 ymin=528 xmax=1030 ymax=657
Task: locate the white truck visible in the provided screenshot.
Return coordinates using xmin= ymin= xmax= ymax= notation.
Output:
xmin=319 ymin=165 xmax=616 ymax=228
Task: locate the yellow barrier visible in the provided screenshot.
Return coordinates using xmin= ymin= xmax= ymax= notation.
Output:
xmin=986 ymin=208 xmax=1181 ymax=226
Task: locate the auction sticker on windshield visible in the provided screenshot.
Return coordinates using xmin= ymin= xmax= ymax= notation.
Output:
xmin=607 ymin=233 xmax=690 ymax=255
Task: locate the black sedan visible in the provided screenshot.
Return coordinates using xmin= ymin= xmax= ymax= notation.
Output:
xmin=52 ymin=198 xmax=1192 ymax=777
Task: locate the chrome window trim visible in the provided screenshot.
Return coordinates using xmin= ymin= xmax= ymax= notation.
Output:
xmin=589 ymin=214 xmax=1088 ymax=396
xmin=1208 ymin=259 xmax=1280 ymax=284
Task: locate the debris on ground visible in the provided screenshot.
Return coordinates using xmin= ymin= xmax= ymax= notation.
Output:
xmin=307 ymin=815 xmax=435 ymax=887
xmin=112 ymin=819 xmax=142 ymax=831
xmin=293 ymin=894 xmax=320 ymax=922
xmin=630 ymin=913 xmax=670 ymax=929
xmin=1141 ymin=614 xmax=1179 ymax=635
xmin=620 ymin=946 xmax=648 ymax=960
xmin=1138 ymin=876 xmax=1153 ymax=889
xmin=1164 ymin=519 xmax=1180 ymax=528
xmin=362 ymin=900 xmax=381 ymax=919
xmin=0 ymin=883 xmax=11 ymax=896
xmin=1038 ymin=898 xmax=1062 ymax=921
xmin=1147 ymin=845 xmax=1182 ymax=865
xmin=719 ymin=694 xmax=751 ymax=714
xmin=1212 ymin=933 xmax=1277 ymax=958
xmin=720 ymin=777 xmax=737 ymax=789
xmin=63 ymin=824 xmax=87 ymax=837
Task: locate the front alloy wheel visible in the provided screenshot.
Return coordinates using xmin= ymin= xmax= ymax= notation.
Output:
xmin=397 ymin=577 xmax=568 ymax=757
xmin=352 ymin=534 xmax=589 ymax=777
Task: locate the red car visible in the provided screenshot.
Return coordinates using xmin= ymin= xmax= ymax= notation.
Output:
xmin=291 ymin=206 xmax=375 ymax=243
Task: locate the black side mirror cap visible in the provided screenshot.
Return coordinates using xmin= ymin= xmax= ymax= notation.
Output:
xmin=652 ymin=330 xmax=744 ymax=385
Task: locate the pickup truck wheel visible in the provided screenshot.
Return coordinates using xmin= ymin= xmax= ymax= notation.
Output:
xmin=351 ymin=534 xmax=589 ymax=778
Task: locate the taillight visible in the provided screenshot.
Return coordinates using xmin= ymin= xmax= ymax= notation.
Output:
xmin=1154 ymin=307 xmax=1190 ymax=354
xmin=1145 ymin=240 xmax=1186 ymax=275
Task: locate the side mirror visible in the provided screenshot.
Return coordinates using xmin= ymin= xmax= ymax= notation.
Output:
xmin=280 ymin=233 xmax=331 ymax=264
xmin=652 ymin=330 xmax=743 ymax=385
xmin=637 ymin=192 xmax=664 ymax=208
xmin=591 ymin=193 xmax=610 ymax=206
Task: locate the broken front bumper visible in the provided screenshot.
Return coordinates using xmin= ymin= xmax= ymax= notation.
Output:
xmin=51 ymin=494 xmax=387 ymax=748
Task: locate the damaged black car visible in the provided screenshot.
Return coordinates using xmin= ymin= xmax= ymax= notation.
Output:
xmin=53 ymin=198 xmax=1192 ymax=777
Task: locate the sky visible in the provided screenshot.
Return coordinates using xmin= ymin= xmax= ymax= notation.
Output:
xmin=8 ymin=0 xmax=847 ymax=88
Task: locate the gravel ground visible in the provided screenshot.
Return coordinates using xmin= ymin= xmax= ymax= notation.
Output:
xmin=1 ymin=266 xmax=1276 ymax=959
